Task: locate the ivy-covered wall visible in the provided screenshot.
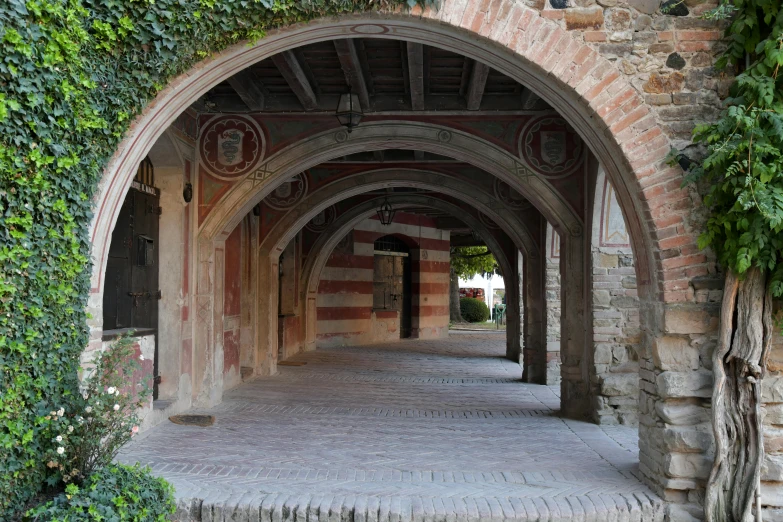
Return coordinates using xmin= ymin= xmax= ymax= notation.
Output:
xmin=0 ymin=0 xmax=408 ymax=517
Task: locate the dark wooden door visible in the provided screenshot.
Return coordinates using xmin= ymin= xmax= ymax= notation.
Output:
xmin=400 ymin=256 xmax=412 ymax=338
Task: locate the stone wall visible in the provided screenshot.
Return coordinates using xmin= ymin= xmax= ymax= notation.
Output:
xmin=544 ymin=225 xmax=562 ymax=385
xmin=763 ymin=322 xmax=783 ymax=517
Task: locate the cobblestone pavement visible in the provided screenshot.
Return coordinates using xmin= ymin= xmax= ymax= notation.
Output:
xmin=119 ymin=332 xmax=664 ymax=521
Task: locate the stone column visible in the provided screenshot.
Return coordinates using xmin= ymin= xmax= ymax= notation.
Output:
xmin=255 ymin=254 xmax=279 ymax=376
xmin=192 ymin=236 xmax=223 ymax=407
xmin=559 ymin=227 xmax=590 ymax=420
xmin=523 ymin=250 xmax=546 ymax=384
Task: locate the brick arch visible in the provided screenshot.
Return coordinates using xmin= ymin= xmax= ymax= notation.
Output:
xmin=87 ymin=6 xmax=710 ymax=500
xmin=89 ymin=9 xmax=694 ymax=308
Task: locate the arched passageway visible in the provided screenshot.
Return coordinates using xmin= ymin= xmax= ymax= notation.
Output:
xmin=86 ymin=4 xmax=748 ymax=518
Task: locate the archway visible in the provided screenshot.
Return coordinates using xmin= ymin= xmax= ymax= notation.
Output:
xmin=88 ymin=8 xmax=714 ymax=504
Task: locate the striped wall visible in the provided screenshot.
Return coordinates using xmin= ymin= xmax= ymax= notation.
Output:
xmin=316 ymin=213 xmax=451 ymax=347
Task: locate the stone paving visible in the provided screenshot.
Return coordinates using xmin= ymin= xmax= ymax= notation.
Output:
xmin=119 ymin=332 xmax=664 ymax=521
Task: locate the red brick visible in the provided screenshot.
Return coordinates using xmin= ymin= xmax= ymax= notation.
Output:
xmin=659 ymin=234 xmax=694 ymax=250
xmin=583 ymin=70 xmax=620 ymax=101
xmin=654 ymin=214 xmax=684 ymax=229
xmin=584 ymin=31 xmax=607 ymax=42
xmin=658 ymin=31 xmax=674 ymax=41
xmin=685 ymin=265 xmax=709 ymax=278
xmin=662 ymin=290 xmax=692 ymax=303
xmin=542 ymin=10 xmax=564 ymax=19
xmin=676 ymin=41 xmax=713 ymax=52
xmin=597 ymin=88 xmax=636 ymax=118
xmin=662 ymin=254 xmax=707 ymax=269
xmin=611 ymin=106 xmax=648 ymax=134
xmin=677 ymin=30 xmax=722 ymax=41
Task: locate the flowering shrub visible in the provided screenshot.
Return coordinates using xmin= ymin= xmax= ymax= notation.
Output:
xmin=42 ymin=335 xmax=150 ymax=486
xmin=27 ymin=463 xmax=175 ymax=521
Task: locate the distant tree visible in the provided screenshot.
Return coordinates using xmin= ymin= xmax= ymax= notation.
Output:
xmin=449 ymin=247 xmax=498 ymax=322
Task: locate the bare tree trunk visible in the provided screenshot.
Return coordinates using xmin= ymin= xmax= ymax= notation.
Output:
xmin=706 ymin=267 xmax=773 ymax=522
xmin=449 ymin=266 xmax=463 ymax=323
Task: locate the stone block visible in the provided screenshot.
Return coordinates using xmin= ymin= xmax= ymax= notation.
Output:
xmin=657 ymin=370 xmax=713 ymax=398
xmin=595 ymin=344 xmax=613 ymax=364
xmin=656 ymin=401 xmax=710 ymax=425
xmin=662 ymin=426 xmax=713 ymax=453
xmin=763 ymin=454 xmax=783 ymax=482
xmin=763 ymin=376 xmax=783 ymax=403
xmin=564 ymin=6 xmax=604 ymax=30
xmin=628 ymin=0 xmax=660 ymax=13
xmin=665 ymin=504 xmax=702 ymax=522
xmin=610 ymin=295 xmax=639 ymax=309
xmin=605 ymin=8 xmax=632 ymax=31
xmin=601 ymin=373 xmax=639 ymax=396
xmin=765 ymin=427 xmax=783 ymax=454
xmin=665 ymin=453 xmax=712 ymax=478
xmin=765 ymin=404 xmax=783 ymax=425
xmin=663 ymin=306 xmax=718 ymax=334
xmin=653 ymin=336 xmax=699 ymax=371
xmin=762 ymin=482 xmax=783 ymax=507
xmin=643 ymin=72 xmax=685 ymax=94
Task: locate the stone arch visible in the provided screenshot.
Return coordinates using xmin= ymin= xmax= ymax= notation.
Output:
xmin=295 ymin=194 xmax=519 ymax=354
xmin=199 ymin=121 xmax=578 ymax=244
xmin=85 ymin=6 xmax=714 ymax=500
xmin=88 ymin=10 xmax=689 ymax=307
xmin=256 ymin=169 xmax=540 ymax=260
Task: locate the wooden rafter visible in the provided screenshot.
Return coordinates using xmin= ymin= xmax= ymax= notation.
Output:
xmin=271 ymin=51 xmax=319 ymax=111
xmin=465 ymin=61 xmax=490 ymax=111
xmin=406 ymin=42 xmax=424 ymax=110
xmin=227 ymin=70 xmax=265 ymax=111
xmin=334 ymin=39 xmax=371 ymax=111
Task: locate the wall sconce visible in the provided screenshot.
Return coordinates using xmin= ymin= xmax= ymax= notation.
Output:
xmin=376 ymin=199 xmax=396 ymax=226
xmin=336 ymin=87 xmax=363 ymax=133
xmin=183 ymin=182 xmax=193 ymax=203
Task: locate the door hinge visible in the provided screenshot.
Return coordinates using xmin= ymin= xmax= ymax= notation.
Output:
xmin=153 ymin=375 xmax=162 ymax=385
xmin=154 ymin=290 xmax=162 ymax=300
xmin=148 ymin=204 xmax=162 ymax=216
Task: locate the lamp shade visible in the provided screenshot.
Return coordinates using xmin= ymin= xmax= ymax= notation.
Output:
xmin=376 ymin=200 xmax=396 ymax=226
xmin=336 ymin=91 xmax=363 ymax=132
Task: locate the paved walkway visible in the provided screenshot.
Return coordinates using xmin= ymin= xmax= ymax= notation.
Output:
xmin=119 ymin=332 xmax=663 ymax=521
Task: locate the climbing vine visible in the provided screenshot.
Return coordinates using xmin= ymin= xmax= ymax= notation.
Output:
xmin=0 ymin=0 xmax=423 ymax=517
xmin=681 ymin=0 xmax=783 ymax=519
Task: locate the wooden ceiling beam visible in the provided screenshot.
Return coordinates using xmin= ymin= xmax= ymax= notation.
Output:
xmin=334 ymin=39 xmax=371 ymax=111
xmin=227 ymin=70 xmax=265 ymax=111
xmin=406 ymin=42 xmax=425 ymax=110
xmin=271 ymin=51 xmax=319 ymax=111
xmin=465 ymin=61 xmax=490 ymax=111
xmin=520 ymin=87 xmax=542 ymax=110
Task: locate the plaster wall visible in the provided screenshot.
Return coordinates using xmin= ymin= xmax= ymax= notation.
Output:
xmin=316 ymin=215 xmax=450 ymax=347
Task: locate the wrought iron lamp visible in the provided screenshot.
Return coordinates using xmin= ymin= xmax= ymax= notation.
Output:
xmin=376 ymin=199 xmax=396 ymax=226
xmin=336 ymin=87 xmax=363 ymax=132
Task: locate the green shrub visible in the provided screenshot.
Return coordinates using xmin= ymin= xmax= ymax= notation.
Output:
xmin=27 ymin=463 xmax=175 ymax=522
xmin=460 ymin=298 xmax=490 ymax=323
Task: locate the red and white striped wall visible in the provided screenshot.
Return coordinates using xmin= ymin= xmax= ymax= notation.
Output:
xmin=316 ymin=213 xmax=451 ymax=347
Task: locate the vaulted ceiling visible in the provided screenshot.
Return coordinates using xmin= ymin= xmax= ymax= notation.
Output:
xmin=195 ymin=38 xmax=552 ymax=113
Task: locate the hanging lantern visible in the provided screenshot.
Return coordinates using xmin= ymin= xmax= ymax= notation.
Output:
xmin=182 ymin=182 xmax=193 ymax=203
xmin=376 ymin=199 xmax=396 ymax=226
xmin=336 ymin=87 xmax=363 ymax=132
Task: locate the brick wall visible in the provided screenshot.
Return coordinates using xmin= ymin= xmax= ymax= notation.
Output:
xmin=316 ymin=214 xmax=450 ymax=347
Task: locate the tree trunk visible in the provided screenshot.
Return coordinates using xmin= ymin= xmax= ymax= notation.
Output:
xmin=706 ymin=267 xmax=773 ymax=522
xmin=449 ymin=266 xmax=463 ymax=323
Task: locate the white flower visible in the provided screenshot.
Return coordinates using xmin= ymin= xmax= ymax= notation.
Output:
xmin=139 ymin=354 xmax=145 ymax=361
xmin=56 ymin=447 xmax=65 ymax=455
xmin=115 ymin=389 xmax=120 ymax=396
xmin=84 ymin=406 xmax=92 ymax=413
xmin=67 ymin=426 xmax=74 ymax=433
xmin=57 ymin=408 xmax=65 ymax=417
xmin=113 ymin=404 xmax=120 ymax=411
xmin=55 ymin=435 xmax=62 ymax=442
xmin=107 ymin=387 xmax=116 ymax=395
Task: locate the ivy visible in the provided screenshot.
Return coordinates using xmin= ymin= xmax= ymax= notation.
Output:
xmin=0 ymin=0 xmax=429 ymax=517
xmin=685 ymin=0 xmax=783 ymax=290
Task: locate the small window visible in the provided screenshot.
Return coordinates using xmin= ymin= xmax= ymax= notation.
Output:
xmin=137 ymin=235 xmax=155 ymax=266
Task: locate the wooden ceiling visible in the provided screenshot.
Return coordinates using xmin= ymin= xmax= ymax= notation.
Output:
xmin=196 ymin=38 xmax=551 ymax=113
